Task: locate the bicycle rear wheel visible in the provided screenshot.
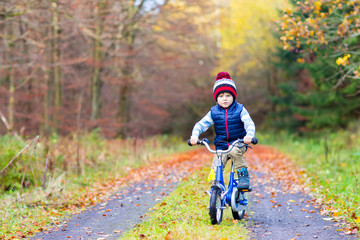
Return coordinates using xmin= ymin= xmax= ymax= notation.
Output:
xmin=232 ymin=208 xmax=245 ymax=220
xmin=209 ymin=187 xmax=223 ymax=225
xmin=231 ymin=188 xmax=246 ymax=220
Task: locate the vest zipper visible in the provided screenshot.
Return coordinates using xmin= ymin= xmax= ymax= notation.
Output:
xmin=225 ymin=109 xmax=229 ymax=145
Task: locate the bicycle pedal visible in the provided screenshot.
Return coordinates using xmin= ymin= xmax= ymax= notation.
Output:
xmin=240 ymin=187 xmax=252 ymax=192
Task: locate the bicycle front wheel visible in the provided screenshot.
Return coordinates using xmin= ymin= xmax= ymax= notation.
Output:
xmin=209 ymin=187 xmax=223 ymax=225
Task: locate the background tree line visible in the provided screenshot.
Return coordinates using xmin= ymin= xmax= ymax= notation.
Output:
xmin=1 ymin=0 xmax=359 ymax=139
xmin=0 ymin=0 xmax=216 ymax=138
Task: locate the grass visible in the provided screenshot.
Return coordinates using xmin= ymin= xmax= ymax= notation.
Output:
xmin=0 ymin=132 xmax=189 ymax=239
xmin=258 ymin=123 xmax=360 ymax=229
xmin=121 ymin=166 xmax=250 ymax=240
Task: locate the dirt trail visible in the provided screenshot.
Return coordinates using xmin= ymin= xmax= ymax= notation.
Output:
xmin=31 ymin=149 xmax=209 ymax=240
xmin=31 ymin=145 xmax=358 ymax=240
xmin=247 ymin=145 xmax=357 ymax=240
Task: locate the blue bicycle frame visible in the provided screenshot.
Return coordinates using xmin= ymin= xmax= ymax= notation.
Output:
xmin=212 ymin=151 xmax=248 ymax=209
xmin=188 ymin=137 xmax=257 ymax=224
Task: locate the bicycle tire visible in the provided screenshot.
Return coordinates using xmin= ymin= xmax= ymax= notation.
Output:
xmin=232 ymin=208 xmax=245 ymax=220
xmin=231 ymin=188 xmax=246 ymax=220
xmin=209 ymin=187 xmax=223 ymax=225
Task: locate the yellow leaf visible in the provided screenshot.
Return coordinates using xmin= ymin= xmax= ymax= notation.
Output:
xmin=333 ymin=212 xmax=340 ymax=217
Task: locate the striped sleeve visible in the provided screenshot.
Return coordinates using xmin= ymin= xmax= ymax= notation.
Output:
xmin=191 ymin=111 xmax=214 ymax=138
xmin=240 ymin=107 xmax=256 ymax=137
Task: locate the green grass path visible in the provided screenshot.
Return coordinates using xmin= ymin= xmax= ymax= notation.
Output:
xmin=121 ymin=166 xmax=250 ymax=240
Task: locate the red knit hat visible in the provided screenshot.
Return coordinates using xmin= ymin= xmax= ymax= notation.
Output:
xmin=213 ymin=72 xmax=237 ymax=101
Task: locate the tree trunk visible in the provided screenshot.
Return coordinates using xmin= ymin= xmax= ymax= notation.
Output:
xmin=51 ymin=0 xmax=62 ymax=133
xmin=6 ymin=21 xmax=15 ymax=132
xmin=44 ymin=21 xmax=52 ymax=137
xmin=117 ymin=33 xmax=135 ymax=138
xmin=90 ymin=2 xmax=106 ymax=122
xmin=8 ymin=66 xmax=15 ymax=130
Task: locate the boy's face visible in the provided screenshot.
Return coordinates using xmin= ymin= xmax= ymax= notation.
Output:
xmin=217 ymin=92 xmax=233 ymax=108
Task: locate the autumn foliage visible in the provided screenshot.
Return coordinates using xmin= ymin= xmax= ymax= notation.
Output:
xmin=0 ymin=0 xmax=216 ymax=138
xmin=279 ymin=0 xmax=360 ymax=82
xmin=271 ymin=0 xmax=360 ymax=131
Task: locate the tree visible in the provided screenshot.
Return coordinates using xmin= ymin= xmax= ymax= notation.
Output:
xmin=280 ymin=0 xmax=360 ymax=86
xmin=275 ymin=0 xmax=360 ymax=131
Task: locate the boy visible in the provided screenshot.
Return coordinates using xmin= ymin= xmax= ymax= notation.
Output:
xmin=190 ymin=72 xmax=255 ymax=189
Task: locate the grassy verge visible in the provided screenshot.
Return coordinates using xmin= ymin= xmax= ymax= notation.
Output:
xmin=121 ymin=166 xmax=250 ymax=240
xmin=258 ymin=124 xmax=360 ymax=230
xmin=0 ymin=133 xmax=188 ymax=239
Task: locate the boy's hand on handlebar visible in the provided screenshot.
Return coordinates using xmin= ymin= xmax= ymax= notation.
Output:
xmin=190 ymin=136 xmax=199 ymax=145
xmin=243 ymin=136 xmax=253 ymax=144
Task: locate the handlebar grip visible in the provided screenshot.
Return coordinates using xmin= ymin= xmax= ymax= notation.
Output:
xmin=202 ymin=138 xmax=209 ymax=144
xmin=188 ymin=138 xmax=209 ymax=146
xmin=251 ymin=137 xmax=258 ymax=145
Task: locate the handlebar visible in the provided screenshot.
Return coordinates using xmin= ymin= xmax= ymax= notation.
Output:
xmin=187 ymin=137 xmax=258 ymax=155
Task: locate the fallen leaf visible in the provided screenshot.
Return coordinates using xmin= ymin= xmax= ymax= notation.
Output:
xmin=350 ymin=228 xmax=358 ymax=234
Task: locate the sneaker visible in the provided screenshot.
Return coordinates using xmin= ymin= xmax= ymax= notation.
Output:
xmin=237 ymin=168 xmax=250 ymax=189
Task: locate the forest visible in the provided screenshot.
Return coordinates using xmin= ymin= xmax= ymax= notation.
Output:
xmin=0 ymin=0 xmax=359 ymax=239
xmin=1 ymin=0 xmax=359 ymax=138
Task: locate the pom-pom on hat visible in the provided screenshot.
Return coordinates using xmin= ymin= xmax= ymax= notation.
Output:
xmin=213 ymin=72 xmax=237 ymax=101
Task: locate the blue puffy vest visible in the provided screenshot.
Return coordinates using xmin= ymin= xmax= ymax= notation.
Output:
xmin=210 ymin=101 xmax=247 ymax=150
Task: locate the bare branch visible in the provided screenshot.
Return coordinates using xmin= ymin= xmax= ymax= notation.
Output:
xmin=0 ymin=135 xmax=39 ymax=175
xmin=0 ymin=110 xmax=11 ymax=131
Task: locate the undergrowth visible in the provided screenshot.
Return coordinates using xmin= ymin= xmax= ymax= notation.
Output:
xmin=0 ymin=132 xmax=187 ymax=239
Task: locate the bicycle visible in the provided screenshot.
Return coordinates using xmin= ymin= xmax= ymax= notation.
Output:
xmin=188 ymin=137 xmax=258 ymax=225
